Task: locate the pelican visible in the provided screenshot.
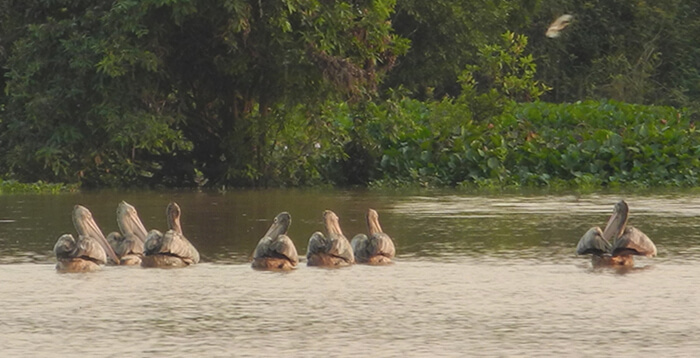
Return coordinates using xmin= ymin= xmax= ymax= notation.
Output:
xmin=307 ymin=210 xmax=354 ymax=267
xmin=106 ymin=201 xmax=148 ymax=265
xmin=53 ymin=205 xmax=121 ymax=272
xmin=576 ymin=200 xmax=657 ymax=267
xmin=546 ymin=14 xmax=573 ymax=38
xmin=351 ymin=209 xmax=396 ymax=264
xmin=252 ymin=212 xmax=299 ymax=270
xmin=142 ymin=202 xmax=200 ymax=268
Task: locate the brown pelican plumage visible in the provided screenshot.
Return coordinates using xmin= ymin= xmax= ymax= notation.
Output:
xmin=106 ymin=201 xmax=148 ymax=265
xmin=307 ymin=210 xmax=354 ymax=267
xmin=546 ymin=14 xmax=573 ymax=38
xmin=252 ymin=212 xmax=299 ymax=270
xmin=576 ymin=200 xmax=657 ymax=267
xmin=141 ymin=202 xmax=200 ymax=268
xmin=53 ymin=205 xmax=121 ymax=272
xmin=351 ymin=209 xmax=396 ymax=264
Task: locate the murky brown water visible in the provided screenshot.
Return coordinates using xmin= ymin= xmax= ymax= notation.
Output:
xmin=2 ymin=189 xmax=700 ymax=357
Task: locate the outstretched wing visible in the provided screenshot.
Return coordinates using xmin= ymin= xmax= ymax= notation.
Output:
xmin=612 ymin=226 xmax=657 ymax=257
xmin=576 ymin=227 xmax=611 ymax=255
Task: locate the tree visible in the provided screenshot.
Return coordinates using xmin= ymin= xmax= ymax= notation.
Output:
xmin=0 ymin=0 xmax=406 ymax=186
xmin=527 ymin=0 xmax=700 ymax=108
xmin=384 ymin=0 xmax=538 ymax=99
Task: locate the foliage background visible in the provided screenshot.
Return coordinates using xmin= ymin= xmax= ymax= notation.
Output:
xmin=0 ymin=0 xmax=698 ymax=189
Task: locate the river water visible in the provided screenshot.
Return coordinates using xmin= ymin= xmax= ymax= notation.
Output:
xmin=1 ymin=189 xmax=700 ymax=357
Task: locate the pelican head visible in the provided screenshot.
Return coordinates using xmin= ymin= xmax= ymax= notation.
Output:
xmin=167 ymin=202 xmax=182 ymax=234
xmin=323 ymin=210 xmax=343 ymax=236
xmin=117 ymin=201 xmax=148 ymax=242
xmin=602 ymin=200 xmax=629 ymax=241
xmin=367 ymin=209 xmax=383 ymax=235
xmin=264 ymin=212 xmax=291 ymax=239
xmin=73 ymin=205 xmax=120 ymax=265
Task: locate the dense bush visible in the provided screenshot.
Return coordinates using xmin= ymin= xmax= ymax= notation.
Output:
xmin=323 ymin=99 xmax=698 ymax=189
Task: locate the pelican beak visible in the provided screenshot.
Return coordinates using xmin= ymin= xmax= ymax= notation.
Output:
xmin=602 ymin=201 xmax=629 ymax=242
xmin=264 ymin=212 xmax=291 ymax=239
xmin=89 ymin=217 xmax=121 ymax=265
xmin=118 ymin=202 xmax=148 ymax=243
xmin=75 ymin=205 xmax=120 ymax=265
xmin=367 ymin=209 xmax=383 ymax=235
xmin=323 ymin=210 xmax=343 ymax=236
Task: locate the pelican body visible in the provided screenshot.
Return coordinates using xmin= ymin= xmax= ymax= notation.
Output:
xmin=54 ymin=205 xmax=121 ymax=272
xmin=576 ymin=200 xmax=657 ymax=267
xmin=106 ymin=201 xmax=148 ymax=265
xmin=351 ymin=209 xmax=396 ymax=264
xmin=252 ymin=212 xmax=299 ymax=270
xmin=307 ymin=210 xmax=354 ymax=267
xmin=142 ymin=202 xmax=200 ymax=268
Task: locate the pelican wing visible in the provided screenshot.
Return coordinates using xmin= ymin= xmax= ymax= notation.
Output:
xmin=266 ymin=235 xmax=299 ymax=264
xmin=107 ymin=232 xmax=144 ymax=257
xmin=307 ymin=231 xmax=328 ymax=256
xmin=351 ymin=234 xmax=370 ymax=261
xmin=77 ymin=235 xmax=108 ymax=264
xmin=54 ymin=234 xmax=107 ymax=264
xmin=145 ymin=229 xmax=200 ymax=265
xmin=576 ymin=227 xmax=611 ymax=255
xmin=370 ymin=232 xmax=396 ymax=258
xmin=144 ymin=229 xmax=164 ymax=255
xmin=327 ymin=233 xmax=354 ymax=263
xmin=611 ymin=226 xmax=657 ymax=257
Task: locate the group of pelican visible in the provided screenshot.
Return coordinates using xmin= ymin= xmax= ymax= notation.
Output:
xmin=55 ymin=198 xmax=654 ymax=272
xmin=576 ymin=200 xmax=657 ymax=267
xmin=54 ymin=203 xmax=395 ymax=273
xmin=252 ymin=209 xmax=396 ymax=270
xmin=53 ymin=201 xmax=200 ymax=272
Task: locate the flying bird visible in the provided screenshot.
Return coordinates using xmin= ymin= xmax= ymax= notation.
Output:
xmin=546 ymin=14 xmax=573 ymax=38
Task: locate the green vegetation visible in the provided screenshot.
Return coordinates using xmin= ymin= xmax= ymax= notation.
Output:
xmin=0 ymin=180 xmax=77 ymax=194
xmin=361 ymin=99 xmax=695 ymax=189
xmin=0 ymin=1 xmax=698 ymax=190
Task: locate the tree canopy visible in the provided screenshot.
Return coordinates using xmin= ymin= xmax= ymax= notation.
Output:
xmin=0 ymin=0 xmax=406 ymax=186
xmin=1 ymin=0 xmax=699 ymax=188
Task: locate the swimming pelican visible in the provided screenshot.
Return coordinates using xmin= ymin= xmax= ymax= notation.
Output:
xmin=351 ymin=209 xmax=396 ymax=264
xmin=106 ymin=201 xmax=148 ymax=265
xmin=252 ymin=212 xmax=299 ymax=270
xmin=307 ymin=210 xmax=354 ymax=267
xmin=576 ymin=200 xmax=657 ymax=267
xmin=53 ymin=205 xmax=120 ymax=272
xmin=142 ymin=202 xmax=200 ymax=268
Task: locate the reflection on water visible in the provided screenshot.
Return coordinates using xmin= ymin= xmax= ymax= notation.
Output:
xmin=2 ymin=189 xmax=700 ymax=356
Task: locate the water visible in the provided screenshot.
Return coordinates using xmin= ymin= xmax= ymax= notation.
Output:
xmin=2 ymin=189 xmax=700 ymax=357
